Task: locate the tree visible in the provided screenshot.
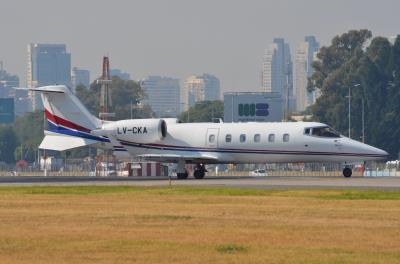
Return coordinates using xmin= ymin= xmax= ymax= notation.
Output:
xmin=76 ymin=76 xmax=153 ymax=120
xmin=0 ymin=125 xmax=18 ymax=163
xmin=13 ymin=111 xmax=44 ymax=162
xmin=179 ymin=101 xmax=224 ymax=123
xmin=310 ymin=29 xmax=372 ymax=134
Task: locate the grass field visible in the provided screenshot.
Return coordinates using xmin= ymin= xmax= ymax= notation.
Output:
xmin=0 ymin=186 xmax=400 ymax=263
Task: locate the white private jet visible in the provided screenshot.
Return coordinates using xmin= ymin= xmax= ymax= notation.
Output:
xmin=34 ymin=85 xmax=388 ymax=179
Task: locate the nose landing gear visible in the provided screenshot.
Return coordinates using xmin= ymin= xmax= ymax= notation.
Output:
xmin=343 ymin=167 xmax=352 ymax=178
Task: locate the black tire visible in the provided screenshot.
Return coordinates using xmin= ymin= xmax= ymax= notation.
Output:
xmin=177 ymin=172 xmax=188 ymax=180
xmin=193 ymin=170 xmax=205 ymax=179
xmin=343 ymin=167 xmax=352 ymax=178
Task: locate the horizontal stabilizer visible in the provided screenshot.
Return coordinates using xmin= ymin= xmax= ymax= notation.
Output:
xmin=39 ymin=130 xmax=97 ymax=151
xmin=22 ymin=85 xmax=67 ymax=93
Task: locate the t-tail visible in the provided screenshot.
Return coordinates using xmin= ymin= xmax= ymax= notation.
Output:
xmin=33 ymin=85 xmax=108 ymax=151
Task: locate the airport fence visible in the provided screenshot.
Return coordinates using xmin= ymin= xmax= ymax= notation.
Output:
xmin=0 ymin=160 xmax=399 ymax=177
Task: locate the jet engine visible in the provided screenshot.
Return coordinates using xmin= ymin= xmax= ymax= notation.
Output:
xmin=92 ymin=119 xmax=167 ymax=143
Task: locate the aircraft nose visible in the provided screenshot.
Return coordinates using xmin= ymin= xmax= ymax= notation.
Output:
xmin=378 ymin=148 xmax=389 ymax=157
xmin=366 ymin=145 xmax=388 ymax=159
xmin=346 ymin=138 xmax=389 ymax=160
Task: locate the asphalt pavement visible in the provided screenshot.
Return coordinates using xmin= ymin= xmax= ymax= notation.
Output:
xmin=0 ymin=175 xmax=399 ymax=190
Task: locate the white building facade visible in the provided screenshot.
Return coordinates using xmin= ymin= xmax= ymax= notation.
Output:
xmin=182 ymin=74 xmax=220 ymax=111
xmin=294 ymin=36 xmax=320 ymax=112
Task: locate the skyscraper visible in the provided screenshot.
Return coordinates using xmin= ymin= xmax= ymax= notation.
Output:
xmin=27 ymin=43 xmax=71 ymax=110
xmin=71 ymin=67 xmax=90 ymax=91
xmin=294 ymin=36 xmax=320 ymax=112
xmin=140 ymin=76 xmax=180 ymax=117
xmin=261 ymin=38 xmax=293 ymax=115
xmin=182 ymin=74 xmax=220 ymax=111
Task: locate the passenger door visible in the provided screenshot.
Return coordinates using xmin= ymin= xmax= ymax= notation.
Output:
xmin=206 ymin=128 xmax=219 ymax=148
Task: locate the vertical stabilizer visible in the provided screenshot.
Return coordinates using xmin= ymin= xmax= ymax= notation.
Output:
xmin=30 ymin=85 xmax=107 ymax=150
xmin=35 ymin=85 xmax=102 ymax=132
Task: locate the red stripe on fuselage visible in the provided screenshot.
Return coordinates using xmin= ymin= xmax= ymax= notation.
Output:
xmin=45 ymin=109 xmax=91 ymax=133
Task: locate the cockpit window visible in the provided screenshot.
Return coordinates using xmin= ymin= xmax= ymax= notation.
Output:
xmin=311 ymin=126 xmax=340 ymax=138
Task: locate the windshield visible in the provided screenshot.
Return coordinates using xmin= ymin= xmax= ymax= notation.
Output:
xmin=308 ymin=126 xmax=341 ymax=138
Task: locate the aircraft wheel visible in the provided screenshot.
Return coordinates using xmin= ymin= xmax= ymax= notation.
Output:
xmin=193 ymin=170 xmax=205 ymax=179
xmin=343 ymin=167 xmax=352 ymax=178
xmin=177 ymin=171 xmax=188 ymax=180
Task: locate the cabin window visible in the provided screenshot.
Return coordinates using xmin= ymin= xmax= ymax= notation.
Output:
xmin=209 ymin=134 xmax=215 ymax=143
xmin=240 ymin=134 xmax=246 ymax=143
xmin=225 ymin=134 xmax=232 ymax=143
xmin=283 ymin=133 xmax=290 ymax=142
xmin=254 ymin=134 xmax=261 ymax=143
xmin=304 ymin=128 xmax=311 ymax=135
xmin=268 ymin=134 xmax=275 ymax=142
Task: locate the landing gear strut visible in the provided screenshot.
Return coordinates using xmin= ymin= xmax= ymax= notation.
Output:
xmin=176 ymin=160 xmax=188 ymax=180
xmin=343 ymin=167 xmax=352 ymax=178
xmin=193 ymin=164 xmax=207 ymax=179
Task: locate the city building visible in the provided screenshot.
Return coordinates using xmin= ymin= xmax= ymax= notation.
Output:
xmin=71 ymin=67 xmax=90 ymax=91
xmin=294 ymin=36 xmax=320 ymax=112
xmin=13 ymin=89 xmax=31 ymax=116
xmin=0 ymin=98 xmax=15 ymax=124
xmin=224 ymin=92 xmax=283 ymax=123
xmin=110 ymin=69 xmax=130 ymax=80
xmin=140 ymin=76 xmax=180 ymax=117
xmin=27 ymin=43 xmax=71 ymax=110
xmin=0 ymin=61 xmax=20 ymax=98
xmin=0 ymin=61 xmax=30 ymax=116
xmin=261 ymin=38 xmax=294 ymax=115
xmin=182 ymin=74 xmax=220 ymax=111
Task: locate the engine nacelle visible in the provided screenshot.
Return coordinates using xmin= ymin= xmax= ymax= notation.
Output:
xmin=94 ymin=119 xmax=167 ymax=143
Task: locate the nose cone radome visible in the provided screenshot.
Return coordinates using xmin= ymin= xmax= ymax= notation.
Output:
xmin=374 ymin=147 xmax=389 ymax=158
xmin=348 ymin=139 xmax=389 ymax=160
xmin=367 ymin=145 xmax=389 ymax=159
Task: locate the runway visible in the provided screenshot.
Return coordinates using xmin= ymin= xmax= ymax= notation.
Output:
xmin=0 ymin=176 xmax=400 ymax=190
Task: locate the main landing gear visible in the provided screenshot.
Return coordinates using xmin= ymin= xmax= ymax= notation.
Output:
xmin=193 ymin=164 xmax=207 ymax=179
xmin=342 ymin=167 xmax=352 ymax=178
xmin=176 ymin=160 xmax=206 ymax=180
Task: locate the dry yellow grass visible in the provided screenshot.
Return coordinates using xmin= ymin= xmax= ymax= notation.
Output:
xmin=0 ymin=186 xmax=399 ymax=264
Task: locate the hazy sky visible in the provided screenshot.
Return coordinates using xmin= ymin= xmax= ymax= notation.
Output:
xmin=1 ymin=0 xmax=399 ymax=92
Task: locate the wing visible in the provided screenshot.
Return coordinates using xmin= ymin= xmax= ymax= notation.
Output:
xmin=138 ymin=153 xmax=219 ymax=164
